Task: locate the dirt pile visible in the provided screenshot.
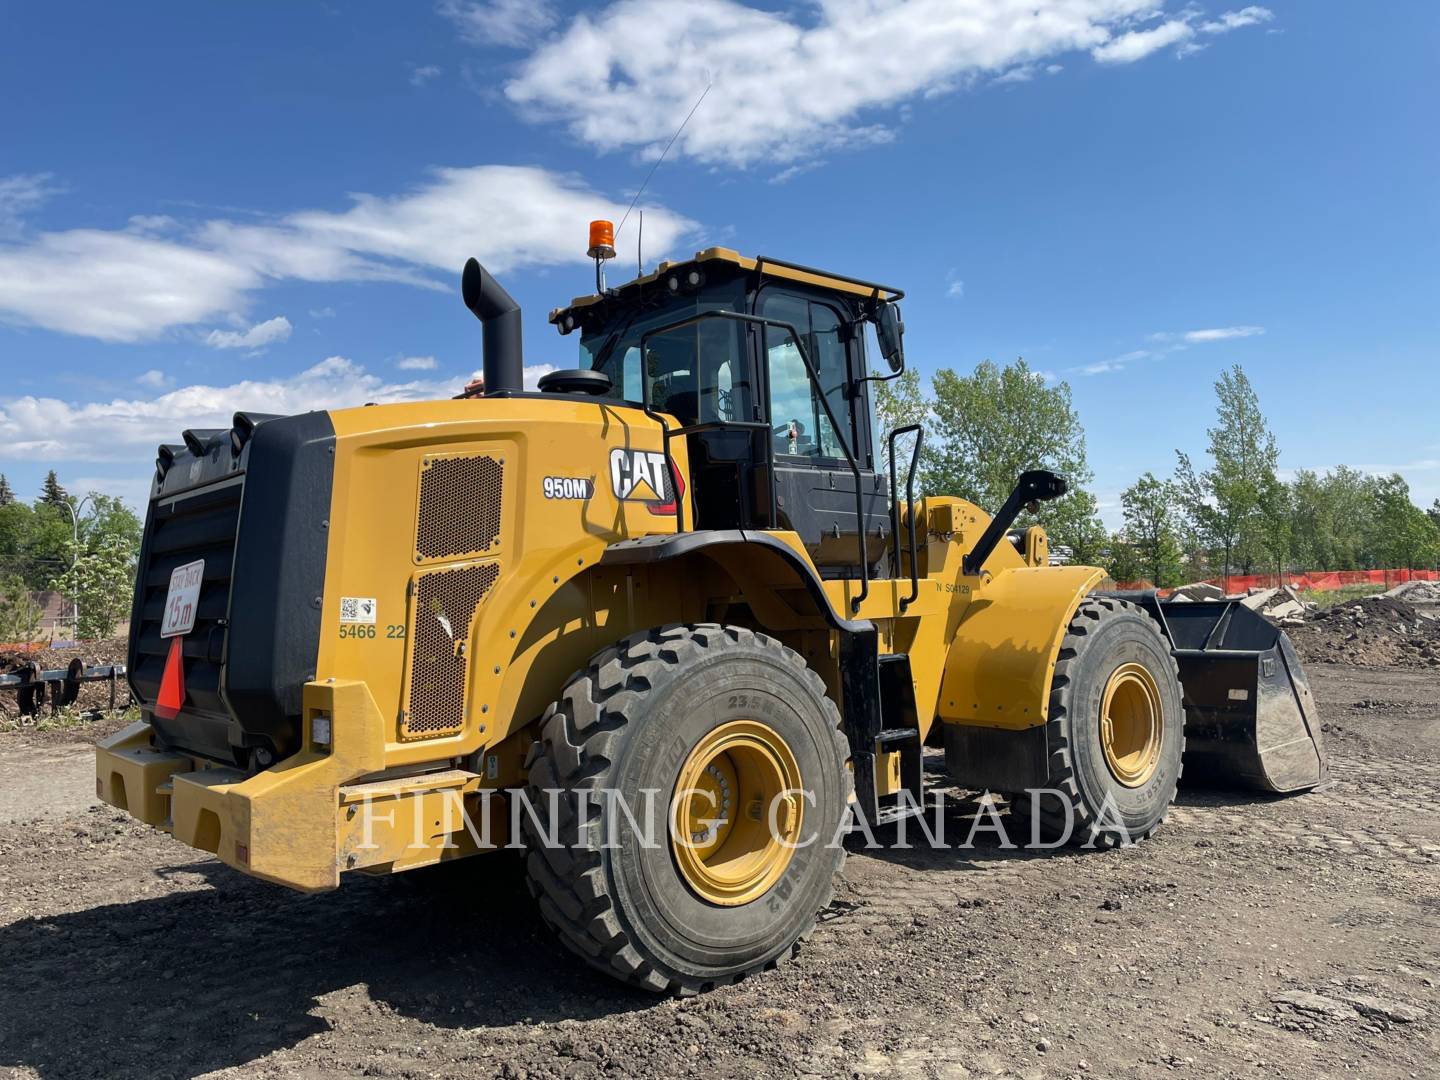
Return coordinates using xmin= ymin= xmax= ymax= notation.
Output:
xmin=1287 ymin=595 xmax=1440 ymax=668
xmin=0 ymin=638 xmax=129 ymax=720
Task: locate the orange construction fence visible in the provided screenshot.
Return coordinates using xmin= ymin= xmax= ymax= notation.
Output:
xmin=1112 ymin=567 xmax=1440 ymax=594
xmin=1210 ymin=568 xmax=1440 ymax=594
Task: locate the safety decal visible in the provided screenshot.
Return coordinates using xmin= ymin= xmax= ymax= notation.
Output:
xmin=543 ymin=476 xmax=595 ymax=500
xmin=609 ymin=448 xmax=673 ymax=502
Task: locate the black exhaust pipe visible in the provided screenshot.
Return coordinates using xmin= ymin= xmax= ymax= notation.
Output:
xmin=461 ymin=257 xmax=523 ymax=396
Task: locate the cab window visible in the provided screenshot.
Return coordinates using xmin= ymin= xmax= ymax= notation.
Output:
xmin=761 ymin=292 xmax=854 ymax=461
xmin=577 ymin=287 xmax=751 ymax=427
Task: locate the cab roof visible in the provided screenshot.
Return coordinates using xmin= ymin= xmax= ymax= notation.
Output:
xmin=547 ymin=247 xmax=904 ymax=328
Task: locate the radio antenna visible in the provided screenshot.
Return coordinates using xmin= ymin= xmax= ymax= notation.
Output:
xmin=637 ymin=209 xmax=644 ymax=275
xmin=615 ymin=81 xmax=712 ymax=243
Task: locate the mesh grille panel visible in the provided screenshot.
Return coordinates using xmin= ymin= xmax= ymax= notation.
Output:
xmin=416 ymin=454 xmax=503 ymax=562
xmin=402 ymin=561 xmax=499 ymax=739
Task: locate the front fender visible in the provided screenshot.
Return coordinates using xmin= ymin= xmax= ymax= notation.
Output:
xmin=937 ymin=565 xmax=1104 ymax=731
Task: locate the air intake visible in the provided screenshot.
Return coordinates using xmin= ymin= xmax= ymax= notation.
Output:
xmin=402 ymin=561 xmax=500 ymax=739
xmin=415 ymin=453 xmax=503 ymax=563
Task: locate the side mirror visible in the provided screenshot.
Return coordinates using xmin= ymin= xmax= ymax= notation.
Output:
xmin=874 ymin=301 xmax=905 ymax=373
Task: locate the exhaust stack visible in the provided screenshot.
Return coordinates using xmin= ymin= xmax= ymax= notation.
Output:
xmin=461 ymin=257 xmax=523 ymax=396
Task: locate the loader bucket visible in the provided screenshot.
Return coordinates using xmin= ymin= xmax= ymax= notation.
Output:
xmin=1107 ymin=595 xmax=1327 ymax=793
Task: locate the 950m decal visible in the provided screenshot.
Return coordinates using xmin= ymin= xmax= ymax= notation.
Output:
xmin=543 ymin=476 xmax=594 ymax=500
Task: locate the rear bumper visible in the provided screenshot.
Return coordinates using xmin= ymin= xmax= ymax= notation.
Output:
xmin=96 ymin=679 xmax=506 ymax=892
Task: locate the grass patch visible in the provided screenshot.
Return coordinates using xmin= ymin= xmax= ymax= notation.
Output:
xmin=1294 ymin=583 xmax=1388 ymax=609
xmin=0 ymin=703 xmax=139 ymax=735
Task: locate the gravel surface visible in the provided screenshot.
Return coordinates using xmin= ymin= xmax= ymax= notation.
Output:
xmin=1 ymin=662 xmax=1436 ymax=1079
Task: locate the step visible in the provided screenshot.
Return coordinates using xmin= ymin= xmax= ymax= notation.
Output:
xmin=875 ymin=727 xmax=920 ymax=748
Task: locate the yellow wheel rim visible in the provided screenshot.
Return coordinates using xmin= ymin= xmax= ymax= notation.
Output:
xmin=671 ymin=719 xmax=803 ymax=906
xmin=1099 ymin=662 xmax=1164 ymax=788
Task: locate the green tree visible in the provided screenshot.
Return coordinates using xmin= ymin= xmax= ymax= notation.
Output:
xmin=76 ymin=494 xmax=143 ymax=552
xmin=40 ymin=471 xmax=68 ymax=508
xmin=22 ymin=502 xmax=73 ymax=590
xmin=1175 ymin=365 xmax=1279 ymax=580
xmin=1105 ymin=533 xmax=1146 ymax=585
xmin=870 ymin=367 xmax=927 ymax=480
xmin=0 ymin=500 xmax=33 ymax=579
xmin=1119 ymin=472 xmax=1184 ymax=586
xmin=50 ymin=523 xmax=140 ymax=641
xmin=1257 ymin=473 xmax=1293 ymax=579
xmin=924 ymin=358 xmax=1105 ymax=562
xmin=0 ymin=474 xmax=14 ymax=507
xmin=1369 ymin=475 xmax=1440 ymax=570
xmin=0 ymin=572 xmax=43 ymax=642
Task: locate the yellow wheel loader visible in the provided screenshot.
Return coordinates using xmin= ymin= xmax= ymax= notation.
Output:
xmin=97 ymin=233 xmax=1326 ymax=994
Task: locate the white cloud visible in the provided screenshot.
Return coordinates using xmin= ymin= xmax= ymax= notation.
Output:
xmin=1092 ymin=5 xmax=1272 ymax=64
xmin=1078 ymin=325 xmax=1265 ymax=375
xmin=1076 ymin=348 xmax=1152 ymax=375
xmin=439 ymin=0 xmax=557 ymax=48
xmin=0 ymin=358 xmax=470 ymax=465
xmin=1091 ymin=19 xmax=1193 ymax=64
xmin=136 ymin=370 xmax=171 ymax=389
xmin=0 ymin=358 xmax=577 ymax=476
xmin=196 ymin=164 xmax=694 ymax=282
xmin=504 ymin=1 xmax=1267 ymax=166
xmin=397 ymin=355 xmax=438 ymax=370
xmin=309 ymin=306 xmax=336 ymax=318
xmin=770 ymin=161 xmax=823 ymax=185
xmin=1182 ymin=325 xmax=1265 ymax=342
xmin=205 ymin=314 xmax=293 ymax=350
xmin=946 ymin=277 xmax=965 ymax=299
xmin=994 ymin=65 xmax=1036 ymax=84
xmin=0 ymin=173 xmax=61 ymax=236
xmin=410 ymin=64 xmax=443 ymax=86
xmin=0 ymin=226 xmax=263 ymax=342
xmin=0 ymin=166 xmax=695 ymax=343
xmin=1200 ymin=7 xmax=1273 ymax=34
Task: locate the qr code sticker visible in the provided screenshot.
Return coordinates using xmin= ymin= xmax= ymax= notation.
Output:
xmin=339 ymin=596 xmax=377 ymax=624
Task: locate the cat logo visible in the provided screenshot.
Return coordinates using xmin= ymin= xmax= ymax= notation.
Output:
xmin=609 ymin=447 xmax=673 ymax=504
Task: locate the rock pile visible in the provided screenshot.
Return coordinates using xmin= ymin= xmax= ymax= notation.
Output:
xmin=1395 ymin=579 xmax=1440 ymax=605
xmin=1285 ymin=594 xmax=1440 ymax=668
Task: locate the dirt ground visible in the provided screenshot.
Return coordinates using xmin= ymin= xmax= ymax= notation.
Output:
xmin=1 ymin=660 xmax=1436 ymax=1080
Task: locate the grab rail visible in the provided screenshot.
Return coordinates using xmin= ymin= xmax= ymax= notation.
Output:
xmin=887 ymin=424 xmax=924 ymax=611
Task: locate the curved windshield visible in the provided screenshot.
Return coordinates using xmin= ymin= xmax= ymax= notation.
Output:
xmin=578 ymin=286 xmax=751 ymax=427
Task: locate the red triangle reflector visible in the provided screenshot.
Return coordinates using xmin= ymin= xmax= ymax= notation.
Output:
xmin=155 ymin=636 xmax=186 ymax=720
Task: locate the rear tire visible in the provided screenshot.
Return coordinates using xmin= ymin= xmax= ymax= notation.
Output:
xmin=1011 ymin=597 xmax=1184 ymax=847
xmin=522 ymin=623 xmax=850 ymax=994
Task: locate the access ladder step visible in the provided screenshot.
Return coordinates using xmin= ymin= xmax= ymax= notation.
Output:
xmin=875 ymin=726 xmax=921 ymax=748
xmin=872 ymin=801 xmax=929 ymax=827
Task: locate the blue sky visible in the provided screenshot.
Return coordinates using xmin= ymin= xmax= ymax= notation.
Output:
xmin=2 ymin=1 xmax=1436 ymax=523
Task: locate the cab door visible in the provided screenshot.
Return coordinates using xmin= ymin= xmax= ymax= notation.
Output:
xmin=757 ymin=289 xmax=887 ymax=572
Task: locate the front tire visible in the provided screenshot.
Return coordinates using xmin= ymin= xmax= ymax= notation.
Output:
xmin=522 ymin=623 xmax=850 ymax=994
xmin=1012 ymin=597 xmax=1184 ymax=847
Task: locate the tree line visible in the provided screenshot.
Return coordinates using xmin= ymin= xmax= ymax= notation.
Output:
xmin=0 ymin=471 xmax=142 ymax=641
xmin=875 ymin=360 xmax=1440 ymax=588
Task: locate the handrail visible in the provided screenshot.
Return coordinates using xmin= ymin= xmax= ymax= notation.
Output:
xmin=637 ymin=308 xmax=872 ymax=612
xmin=886 ymin=423 xmax=924 ymax=611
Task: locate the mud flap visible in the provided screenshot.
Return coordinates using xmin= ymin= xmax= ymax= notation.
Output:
xmin=1104 ymin=594 xmax=1327 ymax=793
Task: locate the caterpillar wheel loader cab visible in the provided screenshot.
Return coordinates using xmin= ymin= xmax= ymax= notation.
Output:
xmin=97 ymin=228 xmax=1326 ymax=995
